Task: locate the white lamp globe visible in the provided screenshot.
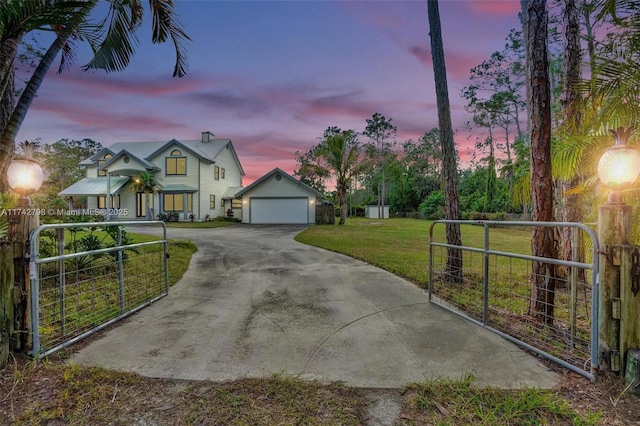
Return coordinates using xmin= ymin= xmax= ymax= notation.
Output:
xmin=597 ymin=128 xmax=640 ymax=190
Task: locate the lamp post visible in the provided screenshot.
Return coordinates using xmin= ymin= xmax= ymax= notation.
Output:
xmin=597 ymin=127 xmax=640 ymax=375
xmin=6 ymin=143 xmax=43 ymax=352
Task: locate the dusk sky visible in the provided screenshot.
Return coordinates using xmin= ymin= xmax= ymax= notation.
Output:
xmin=17 ymin=0 xmax=523 ymax=185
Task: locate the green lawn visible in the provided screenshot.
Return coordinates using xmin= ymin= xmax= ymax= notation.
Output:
xmin=295 ymin=217 xmax=533 ymax=287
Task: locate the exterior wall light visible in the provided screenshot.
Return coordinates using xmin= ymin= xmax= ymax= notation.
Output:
xmin=597 ymin=127 xmax=640 ymax=203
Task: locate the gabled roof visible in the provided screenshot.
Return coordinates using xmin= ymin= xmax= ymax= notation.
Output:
xmin=59 ymin=177 xmax=130 ymax=196
xmin=234 ymin=167 xmax=322 ymax=198
xmin=80 ymin=147 xmax=115 ymax=166
xmin=80 ymin=135 xmax=245 ymax=176
xmin=146 ymin=139 xmax=214 ymax=164
xmin=99 ymin=149 xmax=159 ymax=174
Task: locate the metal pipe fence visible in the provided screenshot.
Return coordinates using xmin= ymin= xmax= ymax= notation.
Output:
xmin=429 ymin=220 xmax=600 ymax=381
xmin=28 ymin=221 xmax=169 ymax=358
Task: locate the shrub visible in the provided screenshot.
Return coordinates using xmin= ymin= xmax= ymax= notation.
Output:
xmin=419 ymin=190 xmax=445 ymax=220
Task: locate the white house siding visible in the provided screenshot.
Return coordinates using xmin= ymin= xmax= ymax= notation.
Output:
xmin=241 ymin=174 xmax=316 ymax=224
xmin=198 ymin=145 xmax=243 ymax=220
xmin=153 ymin=145 xmax=200 ymax=218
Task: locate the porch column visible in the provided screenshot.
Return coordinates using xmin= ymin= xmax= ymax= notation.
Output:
xmin=106 ymin=172 xmax=111 ymax=220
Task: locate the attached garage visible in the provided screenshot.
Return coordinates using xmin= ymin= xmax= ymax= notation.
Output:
xmin=250 ymin=198 xmax=308 ymax=224
xmin=235 ymin=168 xmax=322 ymax=224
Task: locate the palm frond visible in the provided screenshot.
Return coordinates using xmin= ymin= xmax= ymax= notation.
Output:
xmin=149 ymin=0 xmax=190 ymax=77
xmin=82 ymin=1 xmax=141 ymax=73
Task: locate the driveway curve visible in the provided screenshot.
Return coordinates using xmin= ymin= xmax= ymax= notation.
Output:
xmin=72 ymin=224 xmax=558 ymax=389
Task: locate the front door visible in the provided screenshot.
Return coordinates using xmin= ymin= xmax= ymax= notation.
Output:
xmin=136 ymin=192 xmax=153 ymax=218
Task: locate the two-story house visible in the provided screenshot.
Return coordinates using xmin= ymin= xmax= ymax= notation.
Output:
xmin=60 ymin=131 xmax=245 ymax=221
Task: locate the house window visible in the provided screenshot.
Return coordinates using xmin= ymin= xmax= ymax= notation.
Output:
xmin=97 ymin=194 xmax=120 ymax=209
xmin=214 ymin=166 xmax=220 ymax=180
xmin=209 ymin=195 xmax=215 ymax=209
xmin=97 ymin=154 xmax=112 ymax=177
xmin=166 ymin=150 xmax=186 ymax=175
xmin=232 ymin=199 xmax=242 ymax=209
xmin=163 ymin=193 xmax=193 ymax=212
xmin=221 ymin=168 xmax=225 ymax=179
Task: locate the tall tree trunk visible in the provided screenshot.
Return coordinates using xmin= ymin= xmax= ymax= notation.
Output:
xmin=338 ymin=185 xmax=347 ymax=225
xmin=561 ymin=0 xmax=585 ymax=272
xmin=427 ymin=0 xmax=462 ymax=283
xmin=0 ymin=33 xmax=70 ymax=192
xmin=525 ymin=0 xmax=558 ymax=326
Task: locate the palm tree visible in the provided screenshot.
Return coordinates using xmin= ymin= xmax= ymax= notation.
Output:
xmin=130 ymin=171 xmax=162 ymax=221
xmin=0 ymin=0 xmax=190 ymax=191
xmin=300 ymin=129 xmax=364 ymax=225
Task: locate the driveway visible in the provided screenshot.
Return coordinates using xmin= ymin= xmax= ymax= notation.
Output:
xmin=72 ymin=224 xmax=558 ymax=389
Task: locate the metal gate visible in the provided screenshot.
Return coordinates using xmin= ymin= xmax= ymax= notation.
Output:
xmin=429 ymin=220 xmax=600 ymax=381
xmin=28 ymin=221 xmax=169 ymax=358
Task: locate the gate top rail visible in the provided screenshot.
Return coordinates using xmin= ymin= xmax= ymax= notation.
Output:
xmin=429 ymin=219 xmax=599 ymax=268
xmin=29 ymin=220 xmax=167 ymax=260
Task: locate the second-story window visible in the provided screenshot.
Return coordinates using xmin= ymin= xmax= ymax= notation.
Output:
xmin=166 ymin=149 xmax=186 ymax=175
xmin=214 ymin=166 xmax=220 ymax=180
xmin=98 ymin=154 xmax=112 ymax=177
xmin=221 ymin=168 xmax=225 ymax=179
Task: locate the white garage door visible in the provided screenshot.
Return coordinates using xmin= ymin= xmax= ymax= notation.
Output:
xmin=250 ymin=198 xmax=308 ymax=224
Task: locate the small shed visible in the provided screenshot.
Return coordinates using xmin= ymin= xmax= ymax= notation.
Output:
xmin=365 ymin=204 xmax=389 ymax=219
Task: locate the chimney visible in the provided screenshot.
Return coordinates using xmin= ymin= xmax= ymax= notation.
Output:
xmin=201 ymin=131 xmax=215 ymax=143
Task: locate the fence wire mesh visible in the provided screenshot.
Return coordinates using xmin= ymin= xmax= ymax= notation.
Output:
xmin=429 ymin=221 xmax=599 ymax=381
xmin=30 ymin=221 xmax=168 ymax=357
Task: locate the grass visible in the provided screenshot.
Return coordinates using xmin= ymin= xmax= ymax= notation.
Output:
xmin=2 ymin=359 xmax=366 ymax=425
xmin=294 ymin=218 xmax=534 ymax=287
xmin=0 ymin=358 xmax=611 ymax=425
xmin=401 ymin=374 xmax=602 ymax=426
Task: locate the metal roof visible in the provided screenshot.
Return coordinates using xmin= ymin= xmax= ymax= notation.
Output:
xmin=222 ymin=186 xmax=243 ymax=198
xmin=59 ymin=177 xmax=130 ymax=196
xmin=162 ymin=184 xmax=198 ymax=193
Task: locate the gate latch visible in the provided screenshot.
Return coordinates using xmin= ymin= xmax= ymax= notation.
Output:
xmin=632 ymin=248 xmax=640 ymax=297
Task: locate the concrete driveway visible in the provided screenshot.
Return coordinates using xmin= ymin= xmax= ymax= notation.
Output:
xmin=72 ymin=224 xmax=558 ymax=389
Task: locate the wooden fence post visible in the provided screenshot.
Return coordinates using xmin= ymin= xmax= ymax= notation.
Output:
xmin=598 ymin=202 xmax=633 ymax=372
xmin=0 ymin=241 xmax=15 ymax=369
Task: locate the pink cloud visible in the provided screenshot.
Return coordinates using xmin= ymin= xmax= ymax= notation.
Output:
xmin=45 ymin=69 xmax=215 ymax=98
xmin=31 ymin=97 xmax=187 ymax=137
xmin=469 ymin=1 xmax=521 ymax=16
xmin=409 ymin=46 xmax=485 ymax=83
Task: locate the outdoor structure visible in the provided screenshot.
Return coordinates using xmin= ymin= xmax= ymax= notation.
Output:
xmin=59 ymin=131 xmax=245 ymax=221
xmin=365 ymin=204 xmax=389 ymax=219
xmin=234 ymin=168 xmax=321 ymax=224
